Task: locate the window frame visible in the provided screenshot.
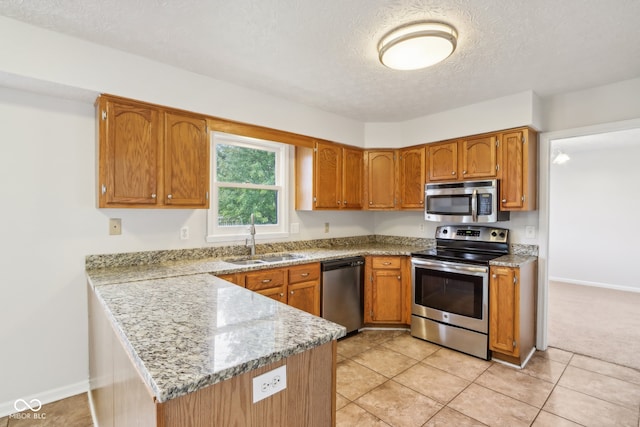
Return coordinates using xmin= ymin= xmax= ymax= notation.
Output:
xmin=206 ymin=131 xmax=289 ymax=243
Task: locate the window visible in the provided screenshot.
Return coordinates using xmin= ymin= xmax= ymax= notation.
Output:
xmin=207 ymin=132 xmax=289 ymax=242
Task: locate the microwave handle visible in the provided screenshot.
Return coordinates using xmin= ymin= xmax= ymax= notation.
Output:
xmin=471 ymin=189 xmax=477 ymax=222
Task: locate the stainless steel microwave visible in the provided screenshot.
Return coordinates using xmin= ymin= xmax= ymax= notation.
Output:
xmin=425 ymin=179 xmax=509 ymax=223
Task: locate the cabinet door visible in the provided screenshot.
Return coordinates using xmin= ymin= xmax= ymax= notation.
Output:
xmin=164 ymin=112 xmax=209 ymax=208
xmin=489 ymin=266 xmax=520 ymax=357
xmin=257 ymin=286 xmax=287 ymax=304
xmin=370 ymin=269 xmax=404 ymax=323
xmin=500 ymin=129 xmax=536 ymax=211
xmin=314 ymin=142 xmax=342 ymax=209
xmin=427 ymin=141 xmax=458 ymax=181
xmin=460 ymin=135 xmax=497 ymax=179
xmin=342 ymin=147 xmax=364 ymax=209
xmin=288 ymin=281 xmax=320 ymax=316
xmin=399 ymin=146 xmax=426 ymax=209
xmin=99 ymin=98 xmax=161 ymax=207
xmin=366 ymin=150 xmax=396 ymax=209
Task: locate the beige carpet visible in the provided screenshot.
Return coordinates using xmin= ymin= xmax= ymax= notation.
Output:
xmin=548 ymin=280 xmax=640 ymax=371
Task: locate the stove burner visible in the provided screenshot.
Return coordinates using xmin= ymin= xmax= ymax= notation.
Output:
xmin=411 ymin=225 xmax=510 ymax=265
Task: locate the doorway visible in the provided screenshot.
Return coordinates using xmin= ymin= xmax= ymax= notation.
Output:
xmin=538 ymin=119 xmax=640 ymax=369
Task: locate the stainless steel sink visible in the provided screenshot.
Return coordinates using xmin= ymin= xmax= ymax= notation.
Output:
xmin=225 ymin=253 xmax=303 ymax=265
xmin=259 ymin=254 xmax=303 ymax=263
xmin=226 ymin=259 xmax=268 ymax=266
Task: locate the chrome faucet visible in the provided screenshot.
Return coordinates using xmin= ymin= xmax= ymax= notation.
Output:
xmin=246 ymin=213 xmax=256 ymax=256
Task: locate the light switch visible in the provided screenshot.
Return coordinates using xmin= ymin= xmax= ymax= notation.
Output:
xmin=525 ymin=226 xmax=536 ymax=238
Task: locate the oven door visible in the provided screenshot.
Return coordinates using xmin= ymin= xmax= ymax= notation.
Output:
xmin=411 ymin=257 xmax=489 ymax=333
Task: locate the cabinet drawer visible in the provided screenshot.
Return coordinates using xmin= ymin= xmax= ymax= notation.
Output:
xmin=245 ymin=269 xmax=286 ymax=291
xmin=371 ymin=257 xmax=401 ymax=269
xmin=289 ymin=263 xmax=320 ymax=284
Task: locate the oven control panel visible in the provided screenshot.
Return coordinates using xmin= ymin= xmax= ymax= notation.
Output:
xmin=436 ymin=225 xmax=508 ymax=243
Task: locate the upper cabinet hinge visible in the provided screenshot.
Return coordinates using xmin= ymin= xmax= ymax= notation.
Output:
xmin=101 ymin=184 xmax=106 ymax=195
xmin=522 ymin=136 xmax=526 ymax=143
xmin=513 ymin=340 xmax=517 ymax=348
xmin=205 ymin=191 xmax=209 ymax=200
xmin=522 ymin=195 xmax=526 ymax=202
xmin=496 ymin=164 xmax=500 ymax=171
xmin=496 ymin=140 xmax=500 ymax=147
xmin=513 ymin=276 xmax=518 ymax=285
xmin=101 ymin=110 xmax=107 ymax=120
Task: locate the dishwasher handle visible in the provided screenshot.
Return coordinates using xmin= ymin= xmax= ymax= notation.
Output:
xmin=321 ymin=256 xmax=365 ymax=272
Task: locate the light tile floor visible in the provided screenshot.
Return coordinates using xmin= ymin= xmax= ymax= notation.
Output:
xmin=336 ymin=330 xmax=640 ymax=427
xmin=2 ymin=330 xmax=639 ymax=426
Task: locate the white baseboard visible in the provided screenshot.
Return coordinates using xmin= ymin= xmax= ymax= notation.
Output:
xmin=0 ymin=380 xmax=89 ymax=418
xmin=549 ymin=276 xmax=640 ymax=293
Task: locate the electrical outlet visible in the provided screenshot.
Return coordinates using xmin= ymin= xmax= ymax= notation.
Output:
xmin=252 ymin=365 xmax=286 ymax=403
xmin=525 ymin=226 xmax=536 ymax=238
xmin=180 ymin=226 xmax=189 ymax=240
xmin=419 ymin=223 xmax=425 ymax=231
xmin=109 ymin=218 xmax=121 ymax=235
xmin=324 ymin=222 xmax=330 ymax=233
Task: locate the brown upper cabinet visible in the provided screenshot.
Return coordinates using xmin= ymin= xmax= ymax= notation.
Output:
xmin=296 ymin=141 xmax=363 ymax=210
xmin=460 ymin=134 xmax=498 ymax=179
xmin=499 ymin=128 xmax=537 ymax=211
xmin=364 ymin=150 xmax=397 ymax=209
xmin=427 ymin=140 xmax=458 ymax=181
xmin=427 ymin=135 xmax=498 ymax=182
xmin=97 ymin=95 xmax=209 ymax=208
xmin=399 ymin=146 xmax=426 ymax=209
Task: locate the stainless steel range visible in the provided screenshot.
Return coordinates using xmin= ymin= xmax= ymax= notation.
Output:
xmin=411 ymin=225 xmax=509 ymax=360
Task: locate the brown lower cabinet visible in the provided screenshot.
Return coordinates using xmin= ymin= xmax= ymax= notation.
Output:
xmin=89 ymin=284 xmax=336 ymax=427
xmin=220 ymin=263 xmax=321 ymax=316
xmin=489 ymin=261 xmax=537 ymax=366
xmin=364 ymin=256 xmax=411 ymax=325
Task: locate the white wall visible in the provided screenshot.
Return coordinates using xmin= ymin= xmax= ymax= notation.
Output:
xmin=0 ymin=16 xmax=371 ymax=415
xmin=549 ymin=136 xmax=640 ymax=291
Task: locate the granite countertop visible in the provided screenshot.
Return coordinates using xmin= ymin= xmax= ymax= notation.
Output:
xmin=86 ymin=239 xmax=537 ymax=403
xmin=93 ymin=274 xmax=346 ymax=403
xmin=86 ymin=243 xmax=426 ymax=287
xmin=490 ymin=254 xmax=538 ymax=267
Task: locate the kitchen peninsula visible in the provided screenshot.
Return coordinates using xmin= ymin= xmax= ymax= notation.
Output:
xmin=88 ymin=269 xmax=346 ymax=426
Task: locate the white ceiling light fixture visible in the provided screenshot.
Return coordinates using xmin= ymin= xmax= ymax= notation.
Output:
xmin=552 ymin=151 xmax=571 ymax=165
xmin=378 ymin=21 xmax=458 ymax=71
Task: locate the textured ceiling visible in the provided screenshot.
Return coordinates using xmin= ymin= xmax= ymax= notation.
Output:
xmin=1 ymin=0 xmax=640 ymax=122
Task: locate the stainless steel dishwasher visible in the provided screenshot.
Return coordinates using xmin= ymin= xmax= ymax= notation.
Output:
xmin=321 ymin=256 xmax=365 ymax=334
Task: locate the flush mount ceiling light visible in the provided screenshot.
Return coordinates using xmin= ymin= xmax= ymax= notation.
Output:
xmin=378 ymin=21 xmax=458 ymax=71
xmin=552 ymin=151 xmax=571 ymax=165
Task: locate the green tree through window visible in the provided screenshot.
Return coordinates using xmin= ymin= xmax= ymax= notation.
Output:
xmin=215 ymin=143 xmax=279 ymax=226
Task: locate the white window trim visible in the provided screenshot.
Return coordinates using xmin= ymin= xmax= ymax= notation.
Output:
xmin=206 ymin=132 xmax=289 ymax=244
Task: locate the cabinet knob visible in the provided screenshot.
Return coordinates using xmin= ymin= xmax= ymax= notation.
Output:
xmin=262 ymin=279 xmax=272 ymax=283
xmin=279 ymin=293 xmax=284 ymax=297
xmin=300 ymin=273 xmax=309 ymax=277
xmin=492 ymin=274 xmax=497 ymax=278
xmin=369 ymin=201 xmax=373 ymax=205
xmin=451 ymin=171 xmax=455 ymax=175
xmin=151 ymin=193 xmax=157 ymax=199
xmin=337 ymin=200 xmax=341 ymax=204
xmin=397 ymin=275 xmax=401 ymax=280
xmin=343 ymin=200 xmax=347 ymax=205
xmin=463 ymin=170 xmax=467 ymax=174
xmin=383 ymin=262 xmax=391 ymax=265
xmin=167 ymin=194 xmax=173 ymax=199
xmin=290 ymin=290 xmax=294 ymax=295
xmin=501 ymin=199 xmax=506 ymax=203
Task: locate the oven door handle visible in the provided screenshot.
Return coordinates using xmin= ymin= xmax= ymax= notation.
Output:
xmin=411 ymin=258 xmax=488 ymax=274
xmin=471 ymin=189 xmax=478 ymax=222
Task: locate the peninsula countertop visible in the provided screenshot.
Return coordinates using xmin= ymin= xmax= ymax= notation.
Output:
xmin=91 ymin=273 xmax=346 ymax=403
